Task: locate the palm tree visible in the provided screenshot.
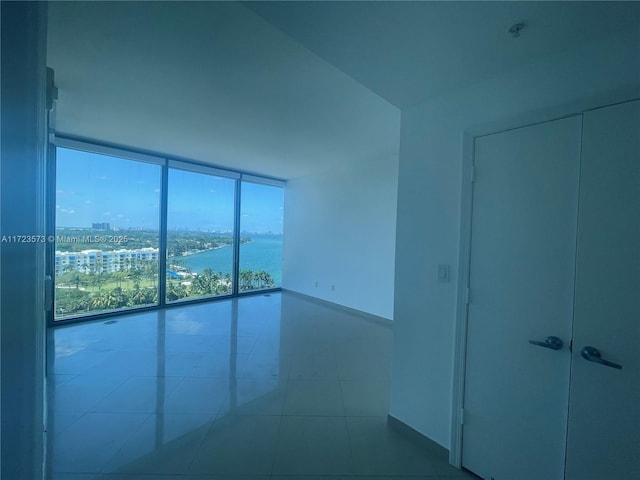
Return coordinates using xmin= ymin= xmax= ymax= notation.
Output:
xmin=256 ymin=271 xmax=267 ymax=289
xmin=147 ymin=261 xmax=159 ymax=288
xmin=90 ymin=273 xmax=106 ymax=291
xmin=192 ymin=268 xmax=217 ymax=296
xmin=90 ymin=291 xmax=108 ymax=310
xmin=130 ymin=267 xmax=143 ymax=289
xmin=112 ymin=287 xmax=127 ymax=308
xmin=129 ymin=284 xmax=146 ymax=306
xmin=239 ymin=269 xmax=253 ymax=291
xmin=71 ymin=272 xmax=82 ymax=290
xmin=167 ymin=282 xmax=187 ymax=301
xmin=261 ymin=271 xmax=275 ymax=288
xmin=112 ymin=270 xmax=127 ymax=288
xmin=103 ymin=289 xmax=118 ymax=309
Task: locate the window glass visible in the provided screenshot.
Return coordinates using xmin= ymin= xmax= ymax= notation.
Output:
xmin=166 ymin=168 xmax=236 ymax=302
xmin=239 ymin=181 xmax=284 ymax=292
xmin=54 ymin=147 xmax=161 ymax=319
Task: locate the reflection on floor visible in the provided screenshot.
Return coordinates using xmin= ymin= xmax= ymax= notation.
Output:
xmin=47 ymin=291 xmax=476 ymax=480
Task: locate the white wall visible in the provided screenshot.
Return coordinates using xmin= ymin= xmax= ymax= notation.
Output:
xmin=390 ymin=29 xmax=640 ymax=448
xmin=1 ymin=2 xmax=48 ymax=478
xmin=283 ymin=153 xmax=399 ymax=320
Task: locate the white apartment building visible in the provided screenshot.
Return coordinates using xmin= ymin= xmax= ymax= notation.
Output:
xmin=54 ymin=248 xmax=159 ymax=276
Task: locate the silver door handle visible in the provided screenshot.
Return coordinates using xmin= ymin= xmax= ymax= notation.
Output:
xmin=528 ymin=336 xmax=563 ymax=350
xmin=580 ymin=346 xmax=622 ymax=370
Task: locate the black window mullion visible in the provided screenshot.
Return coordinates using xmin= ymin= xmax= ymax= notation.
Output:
xmin=232 ymin=178 xmax=242 ymax=295
xmin=158 ymin=160 xmax=169 ymax=306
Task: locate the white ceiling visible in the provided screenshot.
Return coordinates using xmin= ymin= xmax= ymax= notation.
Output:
xmin=246 ymin=1 xmax=640 ymax=108
xmin=47 ymin=1 xmax=640 ymax=179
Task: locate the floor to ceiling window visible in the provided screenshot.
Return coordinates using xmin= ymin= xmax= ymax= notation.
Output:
xmin=239 ymin=179 xmax=284 ymax=292
xmin=54 ymin=146 xmax=162 ymax=319
xmin=166 ymin=163 xmax=237 ymax=302
xmin=52 ymin=140 xmax=285 ymax=322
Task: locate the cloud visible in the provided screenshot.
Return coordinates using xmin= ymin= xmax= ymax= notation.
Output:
xmin=154 ymin=188 xmax=160 ymax=193
xmin=103 ymin=211 xmax=112 ymax=216
xmin=85 ymin=200 xmax=92 ymax=205
xmin=95 ymin=175 xmax=108 ymax=181
xmin=59 ymin=208 xmax=75 ymax=214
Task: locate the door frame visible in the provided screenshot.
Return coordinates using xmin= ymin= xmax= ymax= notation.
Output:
xmin=448 ymin=88 xmax=640 ymax=468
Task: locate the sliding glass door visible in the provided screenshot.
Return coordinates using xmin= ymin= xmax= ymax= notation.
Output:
xmin=166 ymin=164 xmax=237 ymax=302
xmin=239 ymin=180 xmax=284 ymax=292
xmin=54 ymin=147 xmax=162 ymax=319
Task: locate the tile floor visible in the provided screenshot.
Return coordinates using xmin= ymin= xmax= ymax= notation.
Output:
xmin=46 ymin=292 xmax=476 ymax=480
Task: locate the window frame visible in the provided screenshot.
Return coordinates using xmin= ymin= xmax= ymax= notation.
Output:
xmin=48 ymin=136 xmax=285 ymax=325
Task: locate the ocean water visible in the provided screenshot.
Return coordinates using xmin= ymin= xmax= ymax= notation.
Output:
xmin=175 ymin=235 xmax=283 ymax=285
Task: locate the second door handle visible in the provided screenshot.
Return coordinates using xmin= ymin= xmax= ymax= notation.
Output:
xmin=581 ymin=346 xmax=623 ymax=370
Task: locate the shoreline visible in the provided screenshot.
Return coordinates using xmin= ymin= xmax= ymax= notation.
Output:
xmin=169 ymin=237 xmax=282 ymax=280
xmin=169 ymin=238 xmax=256 ymax=259
xmin=170 ymin=243 xmax=232 ymax=258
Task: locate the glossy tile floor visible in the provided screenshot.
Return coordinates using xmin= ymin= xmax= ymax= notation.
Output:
xmin=46 ymin=291 xmax=476 ymax=480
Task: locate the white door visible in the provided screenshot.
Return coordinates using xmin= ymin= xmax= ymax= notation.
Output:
xmin=565 ymin=100 xmax=640 ymax=479
xmin=462 ymin=116 xmax=582 ymax=479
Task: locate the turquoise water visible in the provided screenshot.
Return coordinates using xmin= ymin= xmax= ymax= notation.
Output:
xmin=176 ymin=235 xmax=283 ymax=285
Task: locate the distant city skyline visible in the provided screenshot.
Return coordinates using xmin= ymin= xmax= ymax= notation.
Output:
xmin=56 ymin=147 xmax=284 ymax=234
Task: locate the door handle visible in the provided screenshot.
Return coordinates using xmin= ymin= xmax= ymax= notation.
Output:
xmin=580 ymin=346 xmax=622 ymax=370
xmin=528 ymin=336 xmax=563 ymax=350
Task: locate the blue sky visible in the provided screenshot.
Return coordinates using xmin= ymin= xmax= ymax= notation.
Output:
xmin=56 ymin=148 xmax=284 ymax=234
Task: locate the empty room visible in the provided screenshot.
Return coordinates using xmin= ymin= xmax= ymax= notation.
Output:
xmin=1 ymin=1 xmax=638 ymax=480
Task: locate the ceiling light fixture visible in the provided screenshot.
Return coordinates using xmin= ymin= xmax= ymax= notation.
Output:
xmin=508 ymin=22 xmax=526 ymax=38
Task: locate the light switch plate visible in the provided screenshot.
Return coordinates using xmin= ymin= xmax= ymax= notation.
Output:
xmin=437 ymin=264 xmax=451 ymax=283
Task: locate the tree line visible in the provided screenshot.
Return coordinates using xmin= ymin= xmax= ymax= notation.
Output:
xmin=55 ymin=266 xmax=275 ymax=317
xmin=56 ymin=227 xmax=250 ymax=255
